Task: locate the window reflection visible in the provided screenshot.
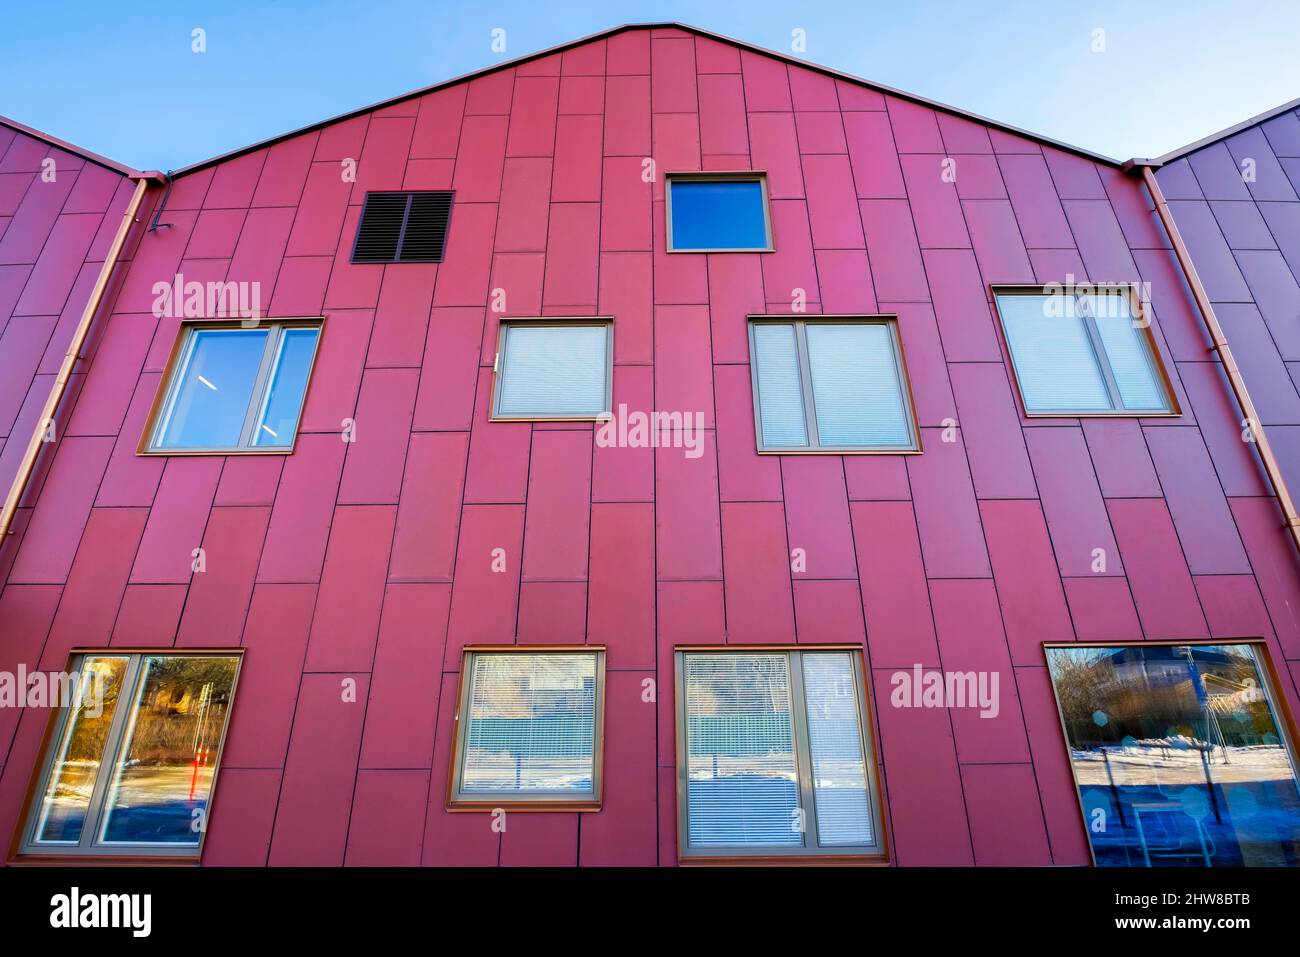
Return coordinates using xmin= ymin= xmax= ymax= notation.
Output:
xmin=99 ymin=656 xmax=239 ymax=845
xmin=461 ymin=653 xmax=598 ymax=795
xmin=1047 ymin=644 xmax=1300 ymax=866
xmin=34 ymin=657 xmax=128 ymax=844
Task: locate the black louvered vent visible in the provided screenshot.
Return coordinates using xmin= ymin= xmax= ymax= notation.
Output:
xmin=351 ymin=191 xmax=453 ymax=263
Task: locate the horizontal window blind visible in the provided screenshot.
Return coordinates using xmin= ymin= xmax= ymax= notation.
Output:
xmin=496 ymin=323 xmax=609 ymax=418
xmin=462 ymin=653 xmax=598 ymax=795
xmin=801 ymin=653 xmax=874 ymax=846
xmin=752 ymin=323 xmax=808 ymax=447
xmin=997 ymin=294 xmax=1112 ymax=412
xmin=805 ymin=323 xmax=911 ymax=447
xmin=684 ymin=654 xmax=802 ymax=847
xmin=1085 ymin=295 xmax=1168 ymax=411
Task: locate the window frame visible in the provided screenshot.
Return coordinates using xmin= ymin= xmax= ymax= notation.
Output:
xmin=991 ymin=283 xmax=1180 ymax=418
xmin=9 ymin=648 xmax=244 ymax=865
xmin=446 ymin=646 xmax=607 ymax=812
xmin=673 ymin=644 xmax=889 ymax=864
xmin=1042 ymin=638 xmax=1300 ymax=868
xmin=488 ymin=317 xmax=614 ymax=423
xmin=747 ymin=315 xmax=921 ymax=454
xmin=138 ymin=317 xmax=324 ymax=456
xmin=665 ymin=171 xmax=775 ymax=253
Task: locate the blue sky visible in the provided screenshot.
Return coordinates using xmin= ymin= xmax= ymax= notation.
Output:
xmin=2 ymin=1 xmax=1297 ymax=170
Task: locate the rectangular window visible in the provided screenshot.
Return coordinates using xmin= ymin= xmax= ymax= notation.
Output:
xmin=666 ymin=173 xmax=773 ymax=251
xmin=748 ymin=317 xmax=918 ymax=452
xmin=16 ymin=652 xmax=241 ymax=860
xmin=141 ymin=319 xmax=322 ymax=453
xmin=993 ymin=286 xmax=1175 ymax=416
xmin=1045 ymin=642 xmax=1300 ymax=867
xmin=674 ymin=647 xmax=886 ymax=861
xmin=351 ymin=190 xmax=453 ymax=263
xmin=491 ymin=319 xmax=612 ymax=421
xmin=449 ymin=648 xmax=606 ymax=809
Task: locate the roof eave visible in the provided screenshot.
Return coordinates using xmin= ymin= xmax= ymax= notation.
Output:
xmin=0 ymin=113 xmax=142 ymax=178
xmin=1150 ymin=94 xmax=1300 ymax=165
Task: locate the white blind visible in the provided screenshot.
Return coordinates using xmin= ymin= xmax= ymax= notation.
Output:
xmin=801 ymin=652 xmax=874 ymax=846
xmin=753 ymin=323 xmax=808 ymax=447
xmin=684 ymin=654 xmax=802 ymax=847
xmin=496 ymin=324 xmax=609 ymax=417
xmin=805 ymin=323 xmax=911 ymax=447
xmin=1086 ymin=294 xmax=1168 ymax=411
xmin=997 ymin=294 xmax=1112 ymax=412
xmin=461 ymin=653 xmax=597 ymax=794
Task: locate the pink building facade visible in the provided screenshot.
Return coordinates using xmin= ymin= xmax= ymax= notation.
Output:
xmin=2 ymin=23 xmax=1299 ymax=867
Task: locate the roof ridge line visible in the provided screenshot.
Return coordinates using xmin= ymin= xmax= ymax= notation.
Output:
xmin=161 ymin=20 xmax=1124 ymax=177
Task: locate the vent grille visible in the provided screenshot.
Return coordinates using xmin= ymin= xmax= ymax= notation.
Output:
xmin=351 ymin=191 xmax=453 ymax=263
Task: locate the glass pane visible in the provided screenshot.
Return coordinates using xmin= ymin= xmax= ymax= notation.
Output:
xmin=461 ymin=653 xmax=598 ymax=794
xmin=253 ymin=327 xmax=319 ymax=446
xmin=684 ymin=654 xmax=802 ymax=848
xmin=156 ymin=328 xmax=268 ymax=448
xmin=1085 ymin=293 xmax=1169 ymax=412
xmin=496 ymin=324 xmax=609 ymax=418
xmin=802 ymin=653 xmax=875 ymax=846
xmin=753 ymin=323 xmax=808 ymax=447
xmin=33 ymin=657 xmax=129 ymax=844
xmin=997 ymin=294 xmax=1112 ymax=413
xmin=1046 ymin=644 xmax=1300 ymax=867
xmin=669 ymin=179 xmax=769 ymax=250
xmin=98 ymin=656 xmax=239 ymax=846
xmin=805 ymin=323 xmax=911 ymax=447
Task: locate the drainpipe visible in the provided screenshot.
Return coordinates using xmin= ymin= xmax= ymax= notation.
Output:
xmin=1128 ymin=160 xmax=1300 ymax=554
xmin=0 ymin=173 xmax=159 ymax=546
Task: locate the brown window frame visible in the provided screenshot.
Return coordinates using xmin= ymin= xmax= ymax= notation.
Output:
xmin=1043 ymin=638 xmax=1300 ymax=868
xmin=137 ymin=317 xmax=325 ymax=456
xmin=991 ymin=283 xmax=1180 ymax=419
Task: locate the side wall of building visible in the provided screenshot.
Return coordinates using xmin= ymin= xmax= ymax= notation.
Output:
xmin=1158 ymin=108 xmax=1300 ymax=498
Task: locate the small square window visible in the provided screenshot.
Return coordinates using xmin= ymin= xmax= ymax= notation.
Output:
xmin=141 ymin=320 xmax=322 ymax=453
xmin=1045 ymin=642 xmax=1300 ymax=867
xmin=491 ymin=319 xmax=612 ymax=420
xmin=748 ymin=317 xmax=919 ymax=452
xmin=449 ymin=648 xmax=606 ymax=810
xmin=666 ymin=174 xmax=773 ymax=251
xmin=993 ymin=286 xmax=1176 ymax=416
xmin=675 ymin=647 xmax=886 ymax=861
xmin=16 ymin=651 xmax=242 ymax=860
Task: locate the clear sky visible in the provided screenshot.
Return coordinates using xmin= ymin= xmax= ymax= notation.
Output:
xmin=2 ymin=0 xmax=1297 ymax=171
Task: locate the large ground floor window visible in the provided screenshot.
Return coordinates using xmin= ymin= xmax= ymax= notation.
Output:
xmin=1045 ymin=641 xmax=1300 ymax=867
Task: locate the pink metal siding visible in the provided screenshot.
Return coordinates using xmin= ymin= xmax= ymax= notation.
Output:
xmin=1 ymin=27 xmax=1299 ymax=866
